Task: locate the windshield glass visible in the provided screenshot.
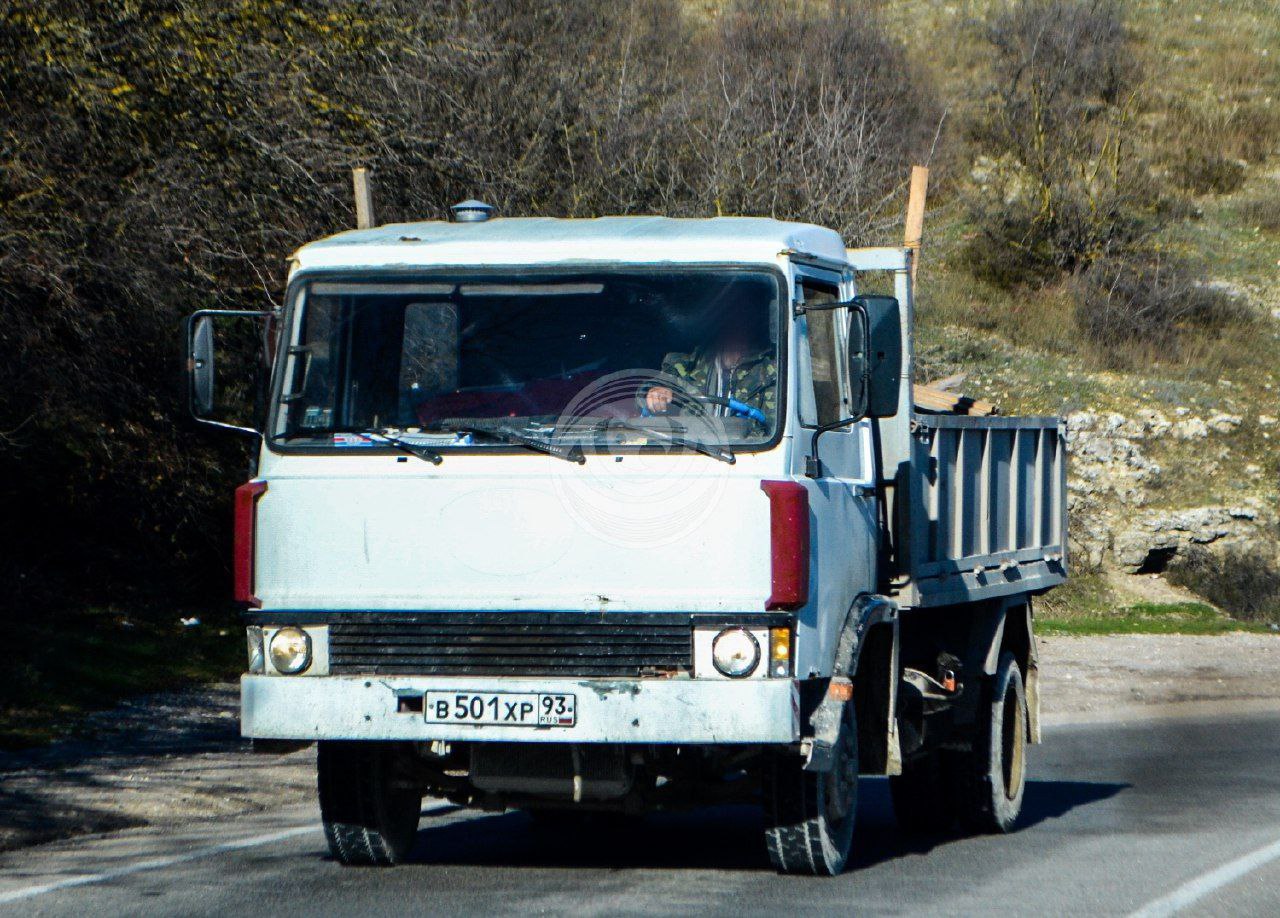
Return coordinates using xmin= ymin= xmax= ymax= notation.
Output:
xmin=271 ymin=269 xmax=783 ymax=452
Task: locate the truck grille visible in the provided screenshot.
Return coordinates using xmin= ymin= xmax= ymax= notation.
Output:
xmin=327 ymin=612 xmax=694 ymax=678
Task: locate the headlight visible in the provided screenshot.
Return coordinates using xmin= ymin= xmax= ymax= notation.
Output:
xmin=268 ymin=626 xmax=312 ymax=675
xmin=246 ymin=626 xmax=265 ymax=674
xmin=711 ymin=627 xmax=760 ymax=678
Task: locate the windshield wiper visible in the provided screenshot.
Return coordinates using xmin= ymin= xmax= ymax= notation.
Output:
xmin=596 ymin=418 xmax=735 ymax=465
xmin=368 ymin=432 xmax=443 ymax=465
xmin=454 ymin=423 xmax=585 ymax=465
xmin=269 ymin=427 xmax=442 ymax=465
xmin=273 ymin=422 xmax=581 ymax=465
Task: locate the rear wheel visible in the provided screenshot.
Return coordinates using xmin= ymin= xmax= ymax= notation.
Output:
xmin=318 ymin=741 xmax=422 ymax=866
xmin=889 ymin=751 xmax=954 ymax=836
xmin=945 ymin=652 xmax=1027 ymax=834
xmin=762 ymin=700 xmax=858 ymax=875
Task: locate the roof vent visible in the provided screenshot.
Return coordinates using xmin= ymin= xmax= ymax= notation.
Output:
xmin=450 ymin=199 xmax=494 ymax=223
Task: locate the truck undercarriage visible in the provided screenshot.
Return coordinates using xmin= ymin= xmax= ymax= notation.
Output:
xmin=299 ymin=597 xmax=1038 ymax=871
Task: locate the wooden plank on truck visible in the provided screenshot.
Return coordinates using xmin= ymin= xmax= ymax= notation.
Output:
xmin=913 ymin=384 xmax=998 ymax=416
xmin=904 ymin=165 xmax=929 ymax=287
xmin=352 ymin=167 xmax=375 ymax=229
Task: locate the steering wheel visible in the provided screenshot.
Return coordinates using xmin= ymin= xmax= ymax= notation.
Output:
xmin=641 ymin=379 xmax=768 ymax=426
xmin=695 ymin=393 xmax=768 ymax=425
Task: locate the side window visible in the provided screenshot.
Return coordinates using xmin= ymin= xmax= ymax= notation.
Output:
xmin=284 ymin=293 xmax=340 ymax=432
xmin=798 ymin=280 xmax=842 ymax=427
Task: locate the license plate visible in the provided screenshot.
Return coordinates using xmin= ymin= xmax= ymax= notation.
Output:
xmin=424 ymin=691 xmax=577 ymax=728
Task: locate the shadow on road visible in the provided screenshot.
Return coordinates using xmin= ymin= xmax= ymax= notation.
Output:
xmin=1020 ymin=779 xmax=1129 ymax=828
xmin=851 ymin=778 xmax=1130 ymax=868
xmin=381 ymin=777 xmax=1128 ymax=872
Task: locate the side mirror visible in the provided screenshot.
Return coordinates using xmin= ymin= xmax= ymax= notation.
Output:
xmin=797 ymin=295 xmax=902 ymax=478
xmin=847 ymin=307 xmax=869 ymax=419
xmin=853 ymin=295 xmax=902 ymax=419
xmin=190 ymin=316 xmax=215 ymax=415
xmin=184 ymin=309 xmax=275 ymax=435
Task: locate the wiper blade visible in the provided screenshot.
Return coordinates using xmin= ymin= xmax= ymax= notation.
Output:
xmin=598 ymin=418 xmax=735 ymax=465
xmin=368 ymin=433 xmax=443 ymax=465
xmin=456 ymin=423 xmax=585 ymax=465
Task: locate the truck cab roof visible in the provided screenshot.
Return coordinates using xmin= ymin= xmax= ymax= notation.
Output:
xmin=291 ymin=216 xmax=849 ymax=274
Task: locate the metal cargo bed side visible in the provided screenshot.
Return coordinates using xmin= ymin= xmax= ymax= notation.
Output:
xmin=897 ymin=414 xmax=1067 ymax=607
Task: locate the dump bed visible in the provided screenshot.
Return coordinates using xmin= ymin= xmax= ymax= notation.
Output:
xmin=898 ymin=414 xmax=1067 ymax=607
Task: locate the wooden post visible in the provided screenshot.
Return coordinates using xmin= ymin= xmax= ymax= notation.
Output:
xmin=904 ymin=164 xmax=929 ymax=286
xmin=352 ymin=167 xmax=375 ymax=229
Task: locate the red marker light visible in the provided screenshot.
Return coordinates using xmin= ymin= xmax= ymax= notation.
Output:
xmin=760 ymin=480 xmax=810 ymax=611
xmin=233 ymin=480 xmax=268 ymax=607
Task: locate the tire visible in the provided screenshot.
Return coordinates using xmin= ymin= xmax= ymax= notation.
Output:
xmin=762 ymin=699 xmax=858 ymax=876
xmin=889 ymin=751 xmax=954 ymax=836
xmin=946 ymin=651 xmax=1027 ymax=834
xmin=318 ymin=741 xmax=422 ymax=866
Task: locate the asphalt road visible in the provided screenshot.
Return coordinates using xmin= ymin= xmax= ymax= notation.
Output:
xmin=2 ymin=711 xmax=1279 ymax=916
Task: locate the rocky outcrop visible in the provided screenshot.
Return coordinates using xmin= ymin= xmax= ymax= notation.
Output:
xmin=1113 ymin=504 xmax=1263 ymax=571
xmin=1064 ymin=409 xmax=1272 ymax=572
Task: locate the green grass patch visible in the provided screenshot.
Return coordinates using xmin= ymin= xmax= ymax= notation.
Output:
xmin=0 ymin=612 xmax=241 ymax=750
xmin=1038 ymin=601 xmax=1268 ymax=636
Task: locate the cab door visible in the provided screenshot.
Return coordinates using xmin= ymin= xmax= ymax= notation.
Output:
xmin=791 ymin=267 xmax=879 ymax=677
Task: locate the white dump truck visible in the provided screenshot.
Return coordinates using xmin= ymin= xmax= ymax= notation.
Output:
xmin=186 ymin=203 xmax=1066 ymax=875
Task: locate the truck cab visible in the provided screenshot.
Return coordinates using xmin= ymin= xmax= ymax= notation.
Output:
xmin=188 ymin=210 xmax=1066 ymax=875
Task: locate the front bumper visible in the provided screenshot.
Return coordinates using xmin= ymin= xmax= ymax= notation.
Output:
xmin=241 ymin=674 xmax=800 ymax=744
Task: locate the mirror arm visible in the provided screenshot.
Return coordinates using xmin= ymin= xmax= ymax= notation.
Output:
xmin=192 ymin=417 xmax=265 ymax=439
xmin=805 ymin=406 xmax=869 ymax=479
xmin=793 ymin=300 xmax=853 ymax=318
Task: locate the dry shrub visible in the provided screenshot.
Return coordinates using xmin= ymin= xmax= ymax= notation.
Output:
xmin=1167 ymin=151 xmax=1247 ymax=197
xmin=965 ymin=0 xmax=1158 ymax=287
xmin=1168 ymin=546 xmax=1280 ymax=627
xmin=1071 ymin=254 xmax=1252 ymax=367
xmin=1239 ymin=194 xmax=1280 ymax=234
xmin=678 ymin=1 xmax=941 ymax=240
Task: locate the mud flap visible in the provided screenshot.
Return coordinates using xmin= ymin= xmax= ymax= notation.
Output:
xmin=803 ymin=677 xmax=852 ymax=773
xmin=803 ymin=594 xmax=901 ymax=775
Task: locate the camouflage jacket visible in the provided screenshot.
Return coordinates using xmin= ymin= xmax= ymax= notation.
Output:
xmin=659 ymin=347 xmax=777 ymax=420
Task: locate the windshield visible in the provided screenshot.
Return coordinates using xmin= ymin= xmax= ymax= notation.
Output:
xmin=271 ymin=269 xmax=784 ymax=453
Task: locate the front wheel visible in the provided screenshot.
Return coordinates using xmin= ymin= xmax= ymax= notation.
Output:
xmin=945 ymin=651 xmax=1027 ymax=834
xmin=318 ymin=741 xmax=422 ymax=866
xmin=762 ymin=699 xmax=858 ymax=875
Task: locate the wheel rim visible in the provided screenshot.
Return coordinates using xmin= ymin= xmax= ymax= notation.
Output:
xmin=1001 ymin=682 xmax=1025 ymax=800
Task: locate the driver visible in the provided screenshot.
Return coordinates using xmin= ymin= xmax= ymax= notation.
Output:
xmin=644 ymin=320 xmax=776 ymax=422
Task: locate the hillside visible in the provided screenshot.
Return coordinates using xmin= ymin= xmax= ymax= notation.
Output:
xmin=874 ymin=0 xmax=1280 ymax=622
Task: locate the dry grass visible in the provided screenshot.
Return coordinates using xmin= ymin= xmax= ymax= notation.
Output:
xmin=1237 ymin=193 xmax=1280 ymax=234
xmin=1136 ymin=0 xmax=1280 ymax=170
